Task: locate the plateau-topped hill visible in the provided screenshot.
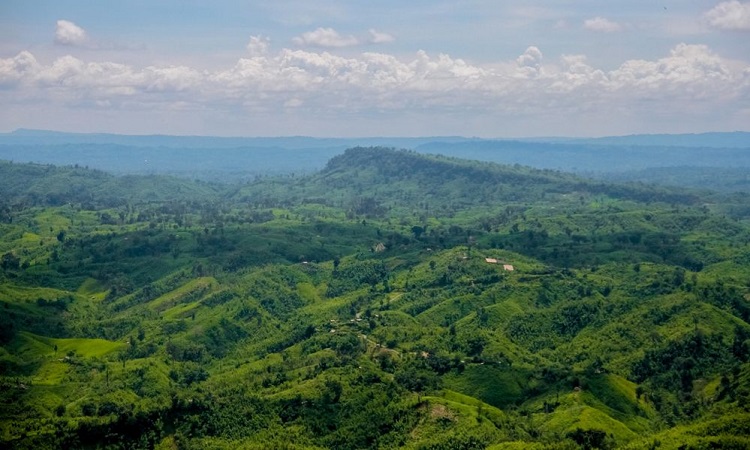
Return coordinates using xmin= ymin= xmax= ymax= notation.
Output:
xmin=236 ymin=147 xmax=701 ymax=215
xmin=319 ymin=147 xmax=700 ymax=204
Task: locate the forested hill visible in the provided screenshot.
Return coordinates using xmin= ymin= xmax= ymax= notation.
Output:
xmin=1 ymin=148 xmax=700 ymax=215
xmin=0 ymin=160 xmax=223 ymax=208
xmin=314 ymin=147 xmax=700 ymax=206
xmin=0 ymin=147 xmax=721 ymax=219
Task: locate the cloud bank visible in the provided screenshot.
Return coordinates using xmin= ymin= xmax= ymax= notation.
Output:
xmin=1 ymin=34 xmax=748 ymax=136
xmin=2 ymin=43 xmax=745 ymax=110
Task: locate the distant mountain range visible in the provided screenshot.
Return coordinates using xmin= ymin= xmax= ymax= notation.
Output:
xmin=2 ymin=129 xmax=473 ymax=149
xmin=4 ymin=128 xmax=749 ymax=148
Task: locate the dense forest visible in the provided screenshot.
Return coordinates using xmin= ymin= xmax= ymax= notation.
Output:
xmin=1 ymin=147 xmax=750 ymax=449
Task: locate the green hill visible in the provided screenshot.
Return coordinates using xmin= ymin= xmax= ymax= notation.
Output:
xmin=1 ymin=150 xmax=749 ymax=449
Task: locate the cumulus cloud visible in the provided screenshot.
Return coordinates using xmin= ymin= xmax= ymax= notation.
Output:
xmin=584 ymin=17 xmax=623 ymax=33
xmin=0 ymin=51 xmax=40 ymax=87
xmin=292 ymin=27 xmax=359 ymax=47
xmin=247 ymin=35 xmax=271 ymax=56
xmin=1 ymin=42 xmax=747 ymax=133
xmin=55 ymin=20 xmax=88 ymax=46
xmin=517 ymin=46 xmax=543 ymax=68
xmin=705 ymin=1 xmax=750 ymax=31
xmin=517 ymin=46 xmax=543 ymax=78
xmin=368 ymin=29 xmax=395 ymax=44
xmin=608 ymin=44 xmax=733 ymax=101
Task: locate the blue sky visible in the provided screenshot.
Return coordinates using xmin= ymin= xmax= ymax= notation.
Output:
xmin=1 ymin=1 xmax=749 ymax=137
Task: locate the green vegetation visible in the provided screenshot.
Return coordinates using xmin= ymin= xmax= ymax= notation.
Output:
xmin=2 ymin=147 xmax=750 ymax=449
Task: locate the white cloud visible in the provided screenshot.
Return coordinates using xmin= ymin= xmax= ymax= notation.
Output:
xmin=516 ymin=46 xmax=543 ymax=78
xmin=246 ymin=35 xmax=271 ymax=56
xmin=0 ymin=51 xmax=39 ymax=87
xmin=55 ymin=20 xmax=88 ymax=46
xmin=368 ymin=29 xmax=395 ymax=44
xmin=705 ymin=1 xmax=750 ymax=31
xmin=292 ymin=27 xmax=359 ymax=48
xmin=144 ymin=66 xmax=203 ymax=93
xmin=517 ymin=46 xmax=543 ymax=68
xmin=1 ymin=42 xmax=748 ymax=135
xmin=584 ymin=17 xmax=623 ymax=33
xmin=608 ymin=44 xmax=733 ymax=99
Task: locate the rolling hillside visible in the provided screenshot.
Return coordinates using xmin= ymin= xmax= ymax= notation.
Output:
xmin=1 ymin=149 xmax=749 ymax=449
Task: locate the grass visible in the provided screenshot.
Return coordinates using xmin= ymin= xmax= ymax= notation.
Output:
xmin=299 ymin=287 xmax=370 ymax=321
xmin=147 ymin=277 xmax=218 ymax=313
xmin=513 ymin=374 xmax=657 ymax=444
xmin=0 ymin=284 xmax=72 ymax=303
xmin=537 ymin=401 xmax=637 ymax=443
xmin=437 ymin=389 xmax=509 ymax=427
xmin=31 ymin=360 xmax=69 ymax=385
xmin=622 ymin=413 xmax=750 ymax=449
xmin=13 ymin=332 xmax=124 ymax=359
xmin=443 ymin=364 xmax=528 ymax=408
xmin=3 ymin=332 xmax=123 ymax=386
xmin=297 ymin=282 xmax=321 ymax=303
xmin=76 ymin=277 xmax=107 ymax=297
xmin=162 ymin=301 xmax=202 ymax=320
xmin=486 ymin=443 xmax=549 ymax=450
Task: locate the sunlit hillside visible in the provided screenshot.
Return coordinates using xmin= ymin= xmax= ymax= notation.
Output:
xmin=2 ymin=148 xmax=749 ymax=449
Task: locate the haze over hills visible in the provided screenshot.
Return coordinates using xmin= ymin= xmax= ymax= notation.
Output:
xmin=1 ymin=129 xmax=473 ymax=149
xmin=522 ymin=132 xmax=750 ymax=148
xmin=7 ymin=129 xmax=748 ymax=148
xmin=1 ymin=130 xmax=749 ymax=192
